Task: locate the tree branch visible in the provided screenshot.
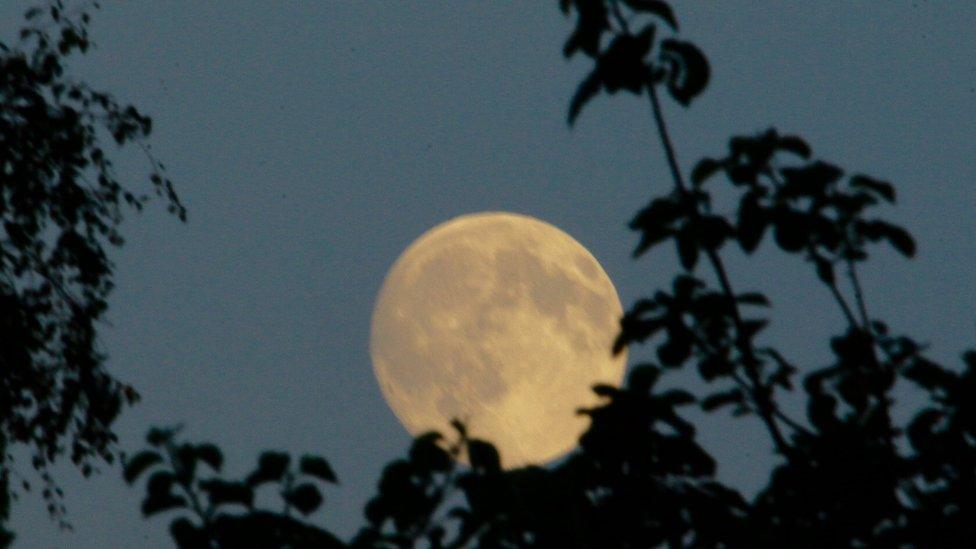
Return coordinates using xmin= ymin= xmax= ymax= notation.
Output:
xmin=646 ymin=82 xmax=795 ymax=458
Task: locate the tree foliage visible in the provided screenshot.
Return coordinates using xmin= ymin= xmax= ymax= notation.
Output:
xmin=123 ymin=427 xmax=343 ymax=548
xmin=120 ymin=0 xmax=972 ymax=546
xmin=0 ymin=0 xmax=183 ymax=532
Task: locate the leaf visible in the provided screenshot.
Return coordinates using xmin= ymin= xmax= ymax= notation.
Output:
xmin=632 ymin=225 xmax=672 ymax=257
xmin=409 ymin=433 xmax=452 ymax=473
xmin=195 ymin=443 xmax=223 ymax=472
xmin=199 ymin=479 xmax=253 ymax=507
xmin=146 ymin=471 xmax=176 ymax=498
xmin=741 ymin=319 xmax=768 ymax=341
xmin=775 ymin=135 xmax=811 ymax=158
xmin=596 ymin=28 xmax=656 ymax=95
xmin=882 ymin=224 xmax=916 ymax=257
xmin=964 ymin=350 xmax=976 ymax=373
xmin=850 ymin=175 xmax=895 ymax=203
xmin=691 ymin=158 xmax=722 ymax=186
xmin=622 ymin=0 xmax=678 ymax=30
xmin=591 ymin=383 xmax=620 ymax=398
xmin=467 ymin=440 xmax=501 ymax=474
xmin=907 ymin=409 xmax=944 ymax=452
xmin=658 ymin=325 xmax=693 ymax=366
xmin=698 ymin=355 xmax=732 ymax=381
xmin=568 ymin=71 xmax=601 ymax=125
xmin=146 ymin=427 xmax=174 ymax=447
xmin=700 ymin=215 xmax=733 ymax=250
xmin=860 ymin=220 xmax=916 ymax=257
xmin=616 ymin=309 xmax=665 ymax=353
xmin=904 ymin=358 xmax=956 ymax=390
xmin=701 ymin=389 xmax=744 ymax=412
xmin=780 ymin=161 xmax=844 ymax=199
xmin=142 ymin=472 xmax=184 ymax=517
xmin=283 ymin=483 xmax=323 ymax=516
xmin=247 ymin=452 xmax=290 ymax=486
xmin=630 ymin=196 xmax=682 ymax=256
xmin=808 ymin=393 xmax=839 ymax=433
xmin=450 ymin=418 xmax=468 ymax=439
xmin=300 ymin=455 xmax=338 ymax=484
xmin=123 ymin=451 xmax=161 ymax=484
xmin=661 ymin=389 xmax=696 ymax=407
xmin=174 ymin=444 xmax=199 ymax=484
xmin=659 ymin=39 xmax=710 ymax=106
xmin=814 ymin=256 xmax=835 ymax=284
xmin=169 ymin=518 xmax=204 ymax=547
xmin=627 ymin=363 xmax=661 ymax=393
xmin=562 ymin=0 xmax=609 ymax=58
xmin=773 ymin=210 xmax=808 ymax=253
xmin=676 ymin=226 xmax=699 ymax=270
xmin=737 ymin=192 xmax=767 ymax=253
xmin=769 ymin=361 xmax=796 ymax=390
xmin=736 ymin=292 xmax=770 ymax=307
xmin=141 ymin=493 xmax=186 ymax=517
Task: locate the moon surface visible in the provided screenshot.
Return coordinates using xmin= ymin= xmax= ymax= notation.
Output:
xmin=370 ymin=212 xmax=626 ymax=468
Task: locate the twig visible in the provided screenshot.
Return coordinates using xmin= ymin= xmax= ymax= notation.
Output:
xmin=847 ymin=259 xmax=871 ymax=329
xmin=826 ymin=268 xmax=860 ymax=329
xmin=609 ymin=0 xmax=631 ymax=34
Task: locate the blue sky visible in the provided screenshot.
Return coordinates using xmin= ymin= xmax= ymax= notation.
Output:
xmin=3 ymin=2 xmax=974 ymax=546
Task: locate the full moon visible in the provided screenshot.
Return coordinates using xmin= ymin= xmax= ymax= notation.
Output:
xmin=370 ymin=212 xmax=626 ymax=468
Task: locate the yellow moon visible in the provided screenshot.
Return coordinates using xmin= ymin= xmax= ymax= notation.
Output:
xmin=370 ymin=212 xmax=626 ymax=468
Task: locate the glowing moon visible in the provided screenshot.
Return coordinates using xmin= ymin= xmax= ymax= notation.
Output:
xmin=370 ymin=212 xmax=626 ymax=468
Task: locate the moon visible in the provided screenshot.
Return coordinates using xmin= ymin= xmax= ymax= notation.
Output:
xmin=370 ymin=212 xmax=626 ymax=468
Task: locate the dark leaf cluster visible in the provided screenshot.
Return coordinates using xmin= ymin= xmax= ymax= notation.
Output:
xmin=561 ymin=0 xmax=708 ymax=124
xmin=691 ymin=129 xmax=913 ymax=279
xmin=125 ymin=426 xmax=342 ymax=548
xmin=0 ymin=0 xmax=184 ymax=523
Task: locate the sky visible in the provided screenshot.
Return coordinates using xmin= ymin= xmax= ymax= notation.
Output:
xmin=3 ymin=2 xmax=975 ymax=546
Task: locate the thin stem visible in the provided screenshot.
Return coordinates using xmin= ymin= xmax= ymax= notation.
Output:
xmin=690 ymin=329 xmax=813 ymax=437
xmin=165 ymin=442 xmax=211 ymax=525
xmin=826 ymin=272 xmax=859 ymax=329
xmin=647 ymin=80 xmax=688 ymax=194
xmin=847 ymin=259 xmax=871 ymax=329
xmin=609 ymin=0 xmax=631 ymax=34
xmin=766 ymin=167 xmax=862 ymax=332
xmin=647 ymin=82 xmax=794 ymax=458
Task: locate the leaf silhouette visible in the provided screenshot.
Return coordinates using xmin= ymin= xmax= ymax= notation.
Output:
xmin=284 ymin=483 xmax=323 ymax=516
xmin=247 ymin=452 xmax=290 ymax=486
xmin=123 ymin=451 xmax=161 ymax=484
xmin=300 ymin=455 xmax=338 ymax=484
xmin=659 ymin=39 xmax=709 ymax=105
xmin=622 ymin=0 xmax=678 ymax=30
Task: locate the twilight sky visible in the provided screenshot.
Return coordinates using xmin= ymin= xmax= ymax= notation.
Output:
xmin=4 ymin=2 xmax=975 ymax=546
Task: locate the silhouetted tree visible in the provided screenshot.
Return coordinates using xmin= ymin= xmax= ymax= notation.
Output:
xmin=0 ymin=0 xmax=183 ymax=538
xmin=125 ymin=1 xmax=974 ymax=546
